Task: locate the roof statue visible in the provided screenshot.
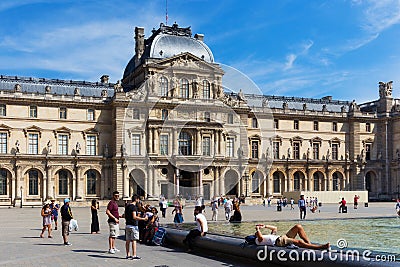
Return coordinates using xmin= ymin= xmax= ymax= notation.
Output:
xmin=379 ymin=81 xmax=393 ymax=98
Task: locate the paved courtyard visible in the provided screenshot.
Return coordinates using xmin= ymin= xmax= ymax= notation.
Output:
xmin=0 ymin=202 xmax=397 ymax=267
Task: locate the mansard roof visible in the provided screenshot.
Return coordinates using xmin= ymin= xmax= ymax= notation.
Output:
xmin=0 ymin=75 xmax=114 ymax=98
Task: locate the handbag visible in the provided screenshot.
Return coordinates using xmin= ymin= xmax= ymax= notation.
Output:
xmin=69 ymin=219 xmax=79 ymax=231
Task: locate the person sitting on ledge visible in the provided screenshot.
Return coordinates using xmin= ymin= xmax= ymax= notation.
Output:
xmin=254 ymin=224 xmax=330 ymax=250
xmin=183 ymin=205 xmax=208 ymax=252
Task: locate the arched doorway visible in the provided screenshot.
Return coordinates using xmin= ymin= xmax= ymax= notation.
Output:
xmin=251 ymin=171 xmax=263 ymax=195
xmin=85 ymin=169 xmax=100 ymax=196
xmin=224 ymin=170 xmax=239 ymax=196
xmin=332 ymin=171 xmax=344 ymax=191
xmin=56 ymin=169 xmax=73 ymax=197
xmin=365 ymin=171 xmax=377 ymax=198
xmin=130 ymin=169 xmax=146 ymax=198
xmin=179 ymin=170 xmax=196 ymax=199
xmin=293 ymin=171 xmax=305 ymax=191
xmin=0 ymin=168 xmax=11 ymax=198
xmin=272 ymin=171 xmax=285 ymax=194
xmin=313 ymin=171 xmax=324 ymax=191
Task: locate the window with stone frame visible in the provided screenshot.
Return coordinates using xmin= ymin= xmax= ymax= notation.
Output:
xmin=331 ymin=143 xmax=339 ymax=160
xmin=273 ymin=141 xmax=280 ymax=159
xmin=0 ymin=169 xmax=7 ymax=195
xmin=58 ymin=134 xmax=68 ymax=155
xmin=131 ymin=134 xmax=141 ymax=155
xmin=332 ymin=121 xmax=338 ymax=132
xmin=203 ymin=136 xmax=211 ymax=156
xmin=294 ymin=120 xmax=299 ymax=130
xmin=180 ymin=78 xmax=189 ymax=99
xmin=159 ymin=76 xmax=169 ymax=97
xmin=86 ymin=135 xmax=96 ymax=155
xmin=365 ymin=143 xmax=371 ymax=160
xmin=252 ymin=118 xmax=258 ymax=128
xmin=29 ymin=105 xmax=37 ymax=118
xmin=313 ymin=121 xmax=319 ymax=131
xmin=0 ymin=104 xmax=6 ymax=116
xmin=178 ymin=132 xmax=192 ymax=156
xmin=160 ymin=135 xmax=169 ymax=155
xmin=0 ymin=132 xmax=7 ymax=154
xmin=366 ymin=122 xmax=371 ymax=132
xmin=58 ymin=170 xmax=68 ymax=195
xmin=29 ymin=170 xmax=39 ymax=195
xmin=162 ymin=109 xmax=169 ymax=121
xmin=28 ymin=133 xmax=39 ymax=154
xmin=86 ymin=170 xmax=96 ymax=195
xmin=226 ymin=137 xmax=234 ymax=157
xmin=251 ymin=140 xmax=259 ymax=159
xmin=202 ymin=80 xmax=210 ymax=99
xmin=252 ymin=171 xmax=261 ymax=193
xmin=87 ymin=109 xmax=95 ymax=121
xmin=227 ymin=113 xmax=234 ymax=124
xmin=59 ymin=107 xmax=67 ymax=119
xmin=132 ymin=109 xmax=140 ymax=120
xmin=293 ymin=142 xmax=300 ymax=159
xmin=274 ymin=119 xmax=279 ymax=129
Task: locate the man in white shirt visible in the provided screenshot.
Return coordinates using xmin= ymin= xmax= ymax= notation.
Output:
xmin=183 ymin=206 xmax=208 ymax=252
xmin=255 ymin=224 xmax=329 ymax=250
xmin=224 ymin=198 xmax=233 ymax=220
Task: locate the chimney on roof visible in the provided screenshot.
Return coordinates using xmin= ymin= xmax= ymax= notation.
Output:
xmin=100 ymin=75 xmax=109 ymax=84
xmin=194 ymin=33 xmax=204 ymax=42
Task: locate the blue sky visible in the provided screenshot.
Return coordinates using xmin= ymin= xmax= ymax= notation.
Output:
xmin=1 ymin=0 xmax=400 ymax=102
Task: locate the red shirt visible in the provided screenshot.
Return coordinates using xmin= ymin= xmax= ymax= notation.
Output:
xmin=107 ymin=200 xmax=119 ymax=223
xmin=341 ymin=199 xmax=346 ymax=206
xmin=354 ymin=196 xmax=359 ymax=203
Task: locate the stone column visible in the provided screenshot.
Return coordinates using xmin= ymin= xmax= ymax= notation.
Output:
xmin=148 ymin=127 xmax=153 ymax=154
xmin=122 ymin=164 xmax=129 ymax=199
xmin=72 ymin=171 xmax=77 ymax=201
xmin=213 ymin=130 xmax=217 ymax=156
xmin=263 ymin=176 xmax=267 ymax=197
xmin=154 ymin=128 xmax=159 ymax=155
xmin=267 ymin=173 xmax=272 ymax=196
xmin=197 ymin=131 xmax=201 ymax=155
xmin=218 ymin=167 xmax=224 ymax=195
xmin=101 ymin=165 xmax=106 ymax=199
xmin=214 ymin=168 xmax=219 ymax=197
xmin=219 ymin=131 xmax=223 ymax=155
xmin=11 ymin=169 xmax=16 ymax=202
xmin=148 ymin=165 xmax=153 ymax=198
xmin=15 ymin=166 xmax=22 ymax=200
xmin=176 ymin=169 xmax=180 ymax=195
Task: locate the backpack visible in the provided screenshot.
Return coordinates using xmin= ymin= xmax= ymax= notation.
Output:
xmin=152 ymin=227 xmax=166 ymax=246
xmin=244 ymin=235 xmax=256 ymax=245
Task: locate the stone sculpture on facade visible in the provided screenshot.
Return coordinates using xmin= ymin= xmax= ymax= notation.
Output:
xmin=45 ymin=86 xmax=51 ymax=93
xmin=14 ymin=84 xmax=21 ymax=92
xmin=114 ymin=80 xmax=123 ymax=93
xmin=46 ymin=141 xmax=52 ymax=154
xmin=15 ymin=140 xmax=20 ymax=154
xmin=74 ymin=87 xmax=80 ymax=96
xmin=76 ymin=142 xmax=81 ymax=154
xmin=379 ymin=81 xmax=393 ymax=98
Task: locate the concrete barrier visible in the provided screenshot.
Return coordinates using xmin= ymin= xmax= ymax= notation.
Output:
xmin=165 ymin=228 xmax=398 ymax=266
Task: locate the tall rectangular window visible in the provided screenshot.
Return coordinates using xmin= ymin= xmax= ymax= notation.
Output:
xmin=0 ymin=133 xmax=7 ymax=154
xmin=29 ymin=106 xmax=37 ymax=118
xmin=273 ymin=141 xmax=280 ymax=159
xmin=87 ymin=109 xmax=95 ymax=121
xmin=132 ymin=109 xmax=140 ymax=120
xmin=86 ymin=135 xmax=96 ymax=155
xmin=28 ymin=170 xmax=38 ymax=195
xmin=274 ymin=119 xmax=279 ymax=129
xmin=204 ymin=112 xmax=210 ymax=122
xmin=226 ymin=138 xmax=234 ymax=157
xmin=252 ymin=118 xmax=258 ymax=128
xmin=227 ymin=113 xmax=234 ymax=124
xmin=86 ymin=170 xmax=96 ymax=195
xmin=58 ymin=170 xmax=68 ymax=195
xmin=59 ymin=107 xmax=67 ymax=119
xmin=332 ymin=122 xmax=338 ymax=132
xmin=313 ymin=121 xmax=319 ymax=131
xmin=162 ymin=109 xmax=168 ymax=121
xmin=0 ymin=104 xmax=6 ymax=116
xmin=202 ymin=80 xmax=210 ymax=99
xmin=365 ymin=144 xmax=371 ymax=160
xmin=0 ymin=169 xmax=7 ymax=195
xmin=58 ymin=134 xmax=68 ymax=155
xmin=293 ymin=142 xmax=300 ymax=159
xmin=160 ymin=135 xmax=169 ymax=155
xmin=28 ymin=133 xmax=38 ymax=154
xmin=203 ymin=137 xmax=211 ymax=156
xmin=366 ymin=122 xmax=371 ymax=132
xmin=251 ymin=141 xmax=259 ymax=158
xmin=313 ymin=143 xmax=319 ymax=160
xmin=332 ymin=143 xmax=338 ymax=160
xmin=294 ymin=120 xmax=299 ymax=130
xmin=132 ymin=134 xmax=141 ymax=155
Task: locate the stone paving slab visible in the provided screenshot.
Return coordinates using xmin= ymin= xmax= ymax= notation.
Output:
xmin=0 ymin=202 xmax=397 ymax=267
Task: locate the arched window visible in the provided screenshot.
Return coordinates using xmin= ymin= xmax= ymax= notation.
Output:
xmin=29 ymin=170 xmax=38 ymax=195
xmin=178 ymin=132 xmax=192 ymax=155
xmin=294 ymin=172 xmax=300 ymax=191
xmin=87 ymin=170 xmax=96 ymax=195
xmin=180 ymin=79 xmax=189 ymax=99
xmin=273 ymin=172 xmax=280 ymax=193
xmin=59 ymin=170 xmax=68 ymax=195
xmin=313 ymin=173 xmax=320 ymax=191
xmin=202 ymin=80 xmax=210 ymax=99
xmin=332 ymin=172 xmax=339 ymax=191
xmin=159 ymin=76 xmax=168 ymax=97
xmin=251 ymin=172 xmax=261 ymax=193
xmin=0 ymin=169 xmax=7 ymax=195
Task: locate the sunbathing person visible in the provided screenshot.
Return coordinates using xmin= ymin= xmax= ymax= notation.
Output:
xmin=255 ymin=224 xmax=329 ymax=250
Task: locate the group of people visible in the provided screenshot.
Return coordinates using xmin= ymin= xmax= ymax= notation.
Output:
xmin=212 ymin=195 xmax=242 ymax=222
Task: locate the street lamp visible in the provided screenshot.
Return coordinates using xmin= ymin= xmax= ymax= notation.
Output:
xmin=243 ymin=172 xmax=249 ymax=197
xmin=20 ymin=186 xmax=23 ymax=208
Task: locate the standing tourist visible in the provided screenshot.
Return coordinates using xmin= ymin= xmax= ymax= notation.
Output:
xmin=172 ymin=199 xmax=184 ymax=226
xmin=106 ymin=191 xmax=121 ymax=254
xmin=91 ymin=199 xmax=100 ymax=234
xmin=298 ymin=195 xmax=306 ymax=220
xmin=339 ymin=197 xmax=347 ymax=213
xmin=224 ymin=197 xmax=233 ymax=221
xmin=40 ymin=203 xmax=52 ymax=238
xmin=211 ymin=197 xmax=218 ymax=221
xmin=290 ymin=198 xmax=295 ymax=210
xmin=49 ymin=199 xmax=59 ymax=230
xmin=160 ymin=197 xmax=168 ymax=218
xmin=395 ymin=199 xmax=400 ymax=216
xmin=60 ymin=198 xmax=73 ymax=246
xmin=123 ymin=194 xmax=148 ymax=260
xmin=183 ymin=205 xmax=208 ymax=253
xmin=353 ymin=195 xmax=360 ymax=209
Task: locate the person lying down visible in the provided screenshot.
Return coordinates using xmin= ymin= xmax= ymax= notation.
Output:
xmin=255 ymin=224 xmax=330 ymax=250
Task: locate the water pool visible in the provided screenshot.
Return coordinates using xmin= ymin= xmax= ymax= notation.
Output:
xmin=176 ymin=217 xmax=400 ymax=255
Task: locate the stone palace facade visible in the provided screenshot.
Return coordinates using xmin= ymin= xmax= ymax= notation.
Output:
xmin=0 ymin=22 xmax=399 ymax=206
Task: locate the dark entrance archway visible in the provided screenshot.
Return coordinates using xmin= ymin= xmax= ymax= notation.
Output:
xmin=179 ymin=170 xmax=196 ymax=199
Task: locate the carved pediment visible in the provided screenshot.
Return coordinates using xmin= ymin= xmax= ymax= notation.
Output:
xmin=53 ymin=127 xmax=72 ymax=138
xmin=0 ymin=124 xmax=11 ymax=136
xmin=157 ymin=52 xmax=222 ymax=72
xmin=290 ymin=136 xmax=303 ymax=145
xmin=310 ymin=137 xmax=323 ymax=144
xmin=23 ymin=125 xmax=43 ymax=137
xmin=362 ymin=138 xmax=374 ymax=145
xmin=82 ymin=127 xmax=99 ymax=139
xmin=329 ymin=137 xmax=342 ymax=147
xmin=127 ymin=126 xmax=145 ymax=135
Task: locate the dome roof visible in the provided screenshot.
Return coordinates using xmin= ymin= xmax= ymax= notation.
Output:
xmin=149 ymin=34 xmax=214 ymax=62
